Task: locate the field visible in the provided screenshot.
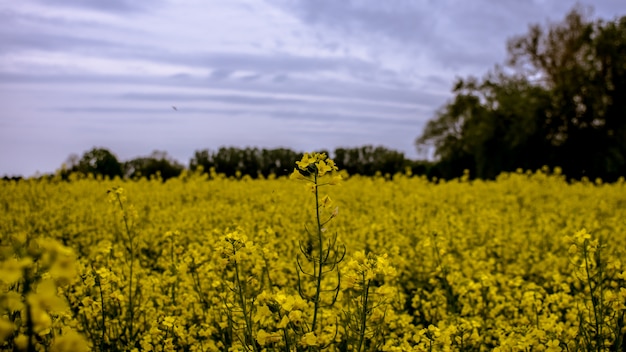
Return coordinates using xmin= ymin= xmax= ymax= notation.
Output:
xmin=1 ymin=154 xmax=625 ymax=351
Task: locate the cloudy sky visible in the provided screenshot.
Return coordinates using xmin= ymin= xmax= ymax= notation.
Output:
xmin=1 ymin=0 xmax=625 ymax=176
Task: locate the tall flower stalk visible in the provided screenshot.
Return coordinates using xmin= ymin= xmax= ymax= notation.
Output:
xmin=106 ymin=187 xmax=142 ymax=350
xmin=290 ymin=153 xmax=345 ymax=346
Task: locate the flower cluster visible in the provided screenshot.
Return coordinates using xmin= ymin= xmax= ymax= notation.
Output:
xmin=290 ymin=152 xmax=341 ymax=184
xmin=343 ymin=251 xmax=396 ymax=291
xmin=0 ymin=236 xmax=88 ymax=351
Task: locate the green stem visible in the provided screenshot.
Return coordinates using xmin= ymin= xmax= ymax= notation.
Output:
xmin=116 ymin=194 xmax=134 ymax=349
xmin=171 ymin=237 xmax=176 ymax=305
xmin=311 ymin=172 xmax=323 ymax=333
xmin=96 ymin=271 xmax=107 ymax=352
xmin=356 ymin=277 xmax=371 ymax=352
xmin=262 ymin=255 xmax=292 ymax=351
xmin=234 ymin=260 xmax=258 ymax=352
xmin=583 ymin=242 xmax=600 ymax=351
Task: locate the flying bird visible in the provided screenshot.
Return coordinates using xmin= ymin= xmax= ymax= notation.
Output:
xmin=172 ymin=106 xmax=178 ymax=111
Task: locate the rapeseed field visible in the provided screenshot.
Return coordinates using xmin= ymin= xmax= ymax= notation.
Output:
xmin=1 ymin=153 xmax=625 ymax=351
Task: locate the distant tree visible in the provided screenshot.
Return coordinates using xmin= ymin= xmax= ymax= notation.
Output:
xmin=212 ymin=147 xmax=244 ymax=177
xmin=334 ymin=145 xmax=408 ymax=176
xmin=191 ymin=147 xmax=301 ymax=178
xmin=73 ymin=147 xmax=123 ymax=178
xmin=190 ymin=146 xmax=423 ymax=178
xmin=124 ymin=151 xmax=184 ymax=181
xmin=1 ymin=175 xmax=23 ymax=181
xmin=417 ymin=7 xmax=626 ymax=180
xmin=189 ymin=149 xmax=215 ymax=173
xmin=65 ymin=153 xmax=80 ymax=170
xmin=417 ymin=73 xmax=552 ymax=179
xmin=241 ymin=147 xmax=261 ymax=176
xmin=259 ymin=148 xmax=300 ymax=177
xmin=406 ymin=159 xmax=437 ymax=178
xmin=508 ymin=7 xmax=626 ymax=179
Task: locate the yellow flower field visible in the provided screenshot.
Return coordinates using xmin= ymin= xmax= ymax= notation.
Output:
xmin=1 ymin=155 xmax=625 ymax=351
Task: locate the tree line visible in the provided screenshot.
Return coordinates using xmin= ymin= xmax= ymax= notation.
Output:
xmin=417 ymin=6 xmax=626 ymax=181
xmin=37 ymin=145 xmax=435 ymax=181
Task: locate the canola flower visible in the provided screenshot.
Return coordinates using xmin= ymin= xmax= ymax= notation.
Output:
xmin=0 ymin=165 xmax=624 ymax=351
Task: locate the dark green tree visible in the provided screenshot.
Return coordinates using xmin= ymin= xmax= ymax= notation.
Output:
xmin=259 ymin=148 xmax=300 ymax=177
xmin=334 ymin=145 xmax=408 ymax=176
xmin=507 ymin=7 xmax=626 ymax=179
xmin=124 ymin=150 xmax=184 ymax=181
xmin=212 ymin=147 xmax=244 ymax=177
xmin=190 ymin=147 xmax=301 ymax=178
xmin=189 ymin=149 xmax=215 ymax=173
xmin=418 ymin=7 xmax=626 ymax=180
xmin=74 ymin=147 xmax=123 ymax=178
xmin=418 ymin=73 xmax=552 ymax=179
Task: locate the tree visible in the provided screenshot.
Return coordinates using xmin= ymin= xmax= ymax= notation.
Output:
xmin=124 ymin=151 xmax=184 ymax=181
xmin=259 ymin=148 xmax=300 ymax=177
xmin=508 ymin=6 xmax=626 ymax=179
xmin=418 ymin=7 xmax=626 ymax=180
xmin=212 ymin=147 xmax=245 ymax=177
xmin=334 ymin=145 xmax=408 ymax=176
xmin=190 ymin=147 xmax=301 ymax=178
xmin=74 ymin=147 xmax=123 ymax=178
xmin=189 ymin=149 xmax=214 ymax=173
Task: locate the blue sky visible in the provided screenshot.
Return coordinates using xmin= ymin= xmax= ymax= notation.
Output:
xmin=1 ymin=0 xmax=625 ymax=176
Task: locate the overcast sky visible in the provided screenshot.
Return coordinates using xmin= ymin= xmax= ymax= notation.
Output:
xmin=1 ymin=0 xmax=625 ymax=176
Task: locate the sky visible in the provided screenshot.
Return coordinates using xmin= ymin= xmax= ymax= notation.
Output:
xmin=1 ymin=0 xmax=626 ymax=177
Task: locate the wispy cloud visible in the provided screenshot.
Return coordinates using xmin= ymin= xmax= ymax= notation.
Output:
xmin=1 ymin=0 xmax=625 ymax=176
xmin=32 ymin=0 xmax=157 ymax=13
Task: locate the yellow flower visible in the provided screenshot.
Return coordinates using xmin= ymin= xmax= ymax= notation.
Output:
xmin=289 ymin=168 xmax=305 ymax=180
xmin=325 ymin=158 xmax=338 ymax=171
xmin=295 ymin=152 xmax=339 ymax=176
xmin=256 ymin=329 xmax=270 ymax=346
xmin=50 ymin=330 xmax=90 ymax=352
xmin=301 ymin=332 xmax=318 ymax=346
xmin=109 ymin=291 xmax=124 ymax=302
xmin=14 ymin=334 xmax=28 ymax=350
xmin=329 ymin=174 xmax=343 ymax=185
xmin=0 ymin=257 xmax=32 ymax=285
xmin=316 ymin=160 xmax=333 ymax=176
xmin=4 ymin=292 xmax=23 ymax=312
xmin=0 ymin=319 xmax=14 ymax=343
xmin=288 ymin=309 xmax=304 ymax=324
xmin=49 ymin=249 xmax=77 ymax=286
xmin=573 ymin=228 xmax=591 ymax=245
xmin=162 ymin=316 xmax=177 ymax=328
xmin=280 ymin=295 xmax=296 ymax=311
xmin=567 ymin=244 xmax=578 ymax=255
xmin=545 ymin=339 xmax=562 ymax=352
xmin=256 ymin=329 xmax=281 ymax=346
xmin=277 ymin=315 xmax=290 ymax=329
xmin=296 ymin=153 xmax=316 ymax=170
xmin=33 ymin=279 xmax=68 ymax=312
xmin=253 ymin=304 xmax=273 ymax=325
xmin=30 ymin=306 xmax=52 ymax=333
